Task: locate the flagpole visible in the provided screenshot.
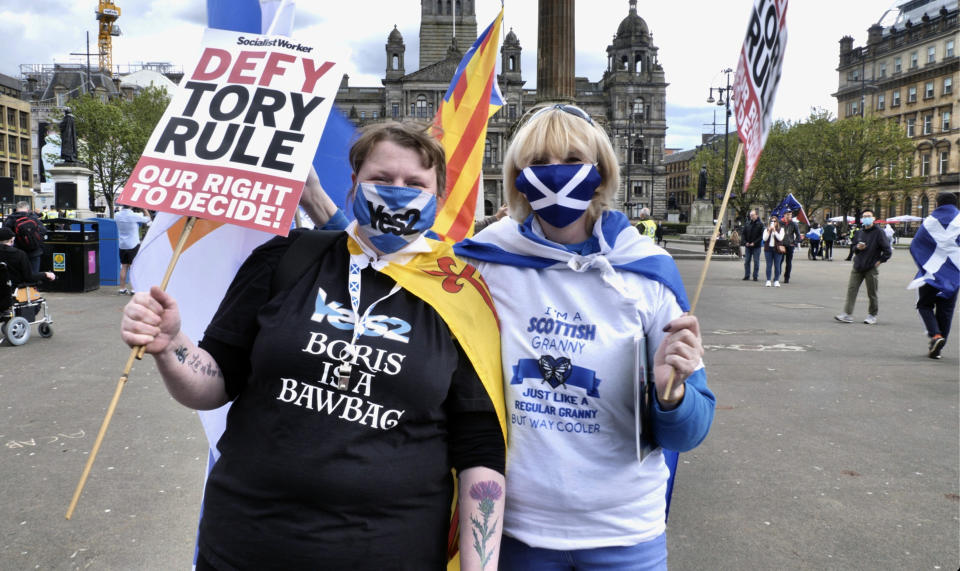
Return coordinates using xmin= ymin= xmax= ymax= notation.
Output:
xmin=661 ymin=144 xmax=743 ymax=399
xmin=66 ymin=216 xmax=199 ymax=520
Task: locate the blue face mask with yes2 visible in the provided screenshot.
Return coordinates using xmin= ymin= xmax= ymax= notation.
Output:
xmin=514 ymin=163 xmax=602 ymax=228
xmin=352 ymin=182 xmax=437 ymax=253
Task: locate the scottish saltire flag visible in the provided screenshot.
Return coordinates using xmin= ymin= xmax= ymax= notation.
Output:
xmin=733 ymin=0 xmax=788 ymax=191
xmin=772 ymin=193 xmax=808 ymax=225
xmin=430 ymin=8 xmax=504 ymax=243
xmin=908 ymin=204 xmax=960 ymax=298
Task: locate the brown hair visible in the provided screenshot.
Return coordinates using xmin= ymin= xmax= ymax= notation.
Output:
xmin=348 ymin=121 xmax=447 ymax=198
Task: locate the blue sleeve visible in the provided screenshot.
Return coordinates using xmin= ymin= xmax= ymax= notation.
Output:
xmin=320 ymin=209 xmax=350 ymax=231
xmin=651 ymin=368 xmax=715 ymax=452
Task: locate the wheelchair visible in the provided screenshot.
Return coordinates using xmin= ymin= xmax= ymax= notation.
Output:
xmin=0 ymin=262 xmax=54 ymax=346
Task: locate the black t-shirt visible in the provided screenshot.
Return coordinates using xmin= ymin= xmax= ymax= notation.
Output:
xmin=196 ymin=233 xmax=501 ymax=570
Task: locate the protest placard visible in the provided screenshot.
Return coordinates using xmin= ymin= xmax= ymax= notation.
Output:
xmin=733 ymin=0 xmax=788 ymax=192
xmin=117 ymin=28 xmax=339 ymax=235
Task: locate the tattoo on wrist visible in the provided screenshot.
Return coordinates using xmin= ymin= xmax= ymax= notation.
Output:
xmin=174 ymin=345 xmax=188 ymax=363
xmin=468 ymin=481 xmax=503 ymax=568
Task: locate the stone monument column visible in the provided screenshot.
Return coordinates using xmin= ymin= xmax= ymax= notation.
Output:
xmin=537 ymin=0 xmax=575 ymax=102
xmin=47 ymin=108 xmax=95 ymax=218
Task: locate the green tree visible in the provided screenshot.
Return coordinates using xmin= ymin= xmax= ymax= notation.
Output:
xmin=812 ymin=111 xmax=915 ymax=232
xmin=70 ymin=86 xmax=170 ymax=216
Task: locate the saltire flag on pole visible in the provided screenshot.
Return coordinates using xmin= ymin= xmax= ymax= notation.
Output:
xmin=907 ymin=204 xmax=960 ymax=298
xmin=733 ymin=0 xmax=789 ymax=191
xmin=771 ymin=192 xmax=808 ymax=225
xmin=430 ymin=8 xmax=504 ymax=243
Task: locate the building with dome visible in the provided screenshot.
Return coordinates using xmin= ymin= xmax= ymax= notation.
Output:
xmin=334 ymin=0 xmax=669 ymax=219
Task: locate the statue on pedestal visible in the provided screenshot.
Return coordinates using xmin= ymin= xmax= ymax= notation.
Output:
xmin=697 ymin=165 xmax=708 ymax=200
xmin=59 ymin=108 xmax=78 ymax=164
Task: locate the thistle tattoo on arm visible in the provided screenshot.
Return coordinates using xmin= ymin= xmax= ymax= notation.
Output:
xmin=469 ymin=480 xmax=503 ymax=568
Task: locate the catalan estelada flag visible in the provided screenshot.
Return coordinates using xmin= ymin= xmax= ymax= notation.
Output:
xmin=431 ymin=8 xmax=504 ymax=243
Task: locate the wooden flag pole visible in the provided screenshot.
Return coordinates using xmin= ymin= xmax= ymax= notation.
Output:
xmin=66 ymin=216 xmax=199 ymax=520
xmin=661 ymin=144 xmax=743 ymax=399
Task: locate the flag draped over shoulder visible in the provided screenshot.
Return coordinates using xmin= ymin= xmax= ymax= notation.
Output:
xmin=733 ymin=0 xmax=788 ymax=191
xmin=431 ymin=9 xmax=504 ymax=243
xmin=771 ymin=193 xmax=808 ymax=225
xmin=907 ymin=205 xmax=960 ymax=298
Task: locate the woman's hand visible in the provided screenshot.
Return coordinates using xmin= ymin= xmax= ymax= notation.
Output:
xmin=653 ymin=314 xmax=704 ymax=409
xmin=121 ymin=286 xmax=182 ymax=354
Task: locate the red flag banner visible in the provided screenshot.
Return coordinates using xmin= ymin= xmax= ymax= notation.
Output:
xmin=118 ymin=28 xmax=340 ymax=235
xmin=733 ymin=0 xmax=788 ymax=191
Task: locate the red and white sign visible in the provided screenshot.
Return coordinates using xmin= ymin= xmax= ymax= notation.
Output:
xmin=118 ymin=28 xmax=339 ymax=235
xmin=734 ymin=0 xmax=788 ymax=191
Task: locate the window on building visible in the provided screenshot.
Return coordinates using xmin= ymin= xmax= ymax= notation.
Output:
xmin=484 ymin=138 xmax=492 ymax=165
xmin=851 ymin=101 xmax=859 ymax=116
xmin=906 ymin=157 xmax=913 ymax=178
xmin=944 ymin=77 xmax=953 ymax=95
xmin=878 ymin=62 xmax=886 ymax=78
xmin=360 ymin=111 xmax=365 ymax=119
xmin=19 ymin=137 xmax=27 ymax=155
xmin=877 ymin=93 xmax=885 ymax=110
xmin=894 ymin=57 xmax=902 ymax=73
xmin=7 ymin=135 xmax=15 ymax=155
xmin=924 ymin=81 xmax=934 ymax=98
xmin=0 ymin=136 xmax=4 ymax=152
xmin=892 ymin=90 xmax=901 ymax=106
xmin=372 ymin=111 xmax=378 ymax=119
xmin=942 ymin=110 xmax=951 ymax=131
xmin=920 ymin=153 xmax=930 ymax=176
xmin=10 ymin=162 xmax=17 ymax=181
xmin=940 ymin=150 xmax=950 ymax=174
xmin=910 ymin=51 xmax=918 ymax=68
xmin=948 ymin=40 xmax=955 ymax=58
xmin=415 ymin=95 xmax=427 ymax=119
xmin=632 ymin=139 xmax=644 ymax=164
xmin=508 ymin=104 xmax=516 ymax=120
xmin=21 ymin=165 xmax=29 ymax=183
xmin=850 ymin=69 xmax=860 ymax=81
xmin=0 ymin=163 xmax=4 ymax=176
xmin=923 ymin=114 xmax=933 ymax=135
xmin=906 ymin=117 xmax=915 ymax=137
xmin=905 ymin=196 xmax=912 ymax=215
xmin=907 ymin=86 xmax=917 ymax=102
xmin=392 ymin=103 xmax=399 ymax=119
xmin=920 ymin=194 xmax=929 ymax=216
xmin=888 ymin=202 xmax=896 ymax=218
xmin=18 ymin=111 xmax=27 ymax=130
xmin=392 ymin=55 xmax=399 ymax=70
xmin=508 ymin=55 xmax=516 ymax=71
xmin=927 ymin=45 xmax=936 ymax=63
xmin=6 ymin=108 xmax=14 ymax=127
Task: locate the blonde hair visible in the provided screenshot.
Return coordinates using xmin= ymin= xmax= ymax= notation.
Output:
xmin=502 ymin=106 xmax=620 ymax=228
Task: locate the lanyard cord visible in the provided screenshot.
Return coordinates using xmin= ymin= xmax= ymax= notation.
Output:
xmin=336 ymin=253 xmax=401 ymax=389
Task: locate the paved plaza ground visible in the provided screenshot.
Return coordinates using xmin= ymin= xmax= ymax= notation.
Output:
xmin=1 ymin=244 xmax=957 ymax=569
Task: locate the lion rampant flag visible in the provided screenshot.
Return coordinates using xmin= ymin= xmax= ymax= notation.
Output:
xmin=431 ymin=8 xmax=504 ymax=243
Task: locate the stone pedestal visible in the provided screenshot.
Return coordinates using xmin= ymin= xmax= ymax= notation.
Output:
xmin=685 ymin=199 xmax=716 ymax=237
xmin=45 ymin=163 xmax=95 ymax=218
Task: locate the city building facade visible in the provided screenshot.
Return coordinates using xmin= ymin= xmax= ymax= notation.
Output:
xmin=0 ymin=94 xmax=34 ymax=202
xmin=334 ymin=0 xmax=669 ymax=219
xmin=834 ymin=0 xmax=959 ymax=217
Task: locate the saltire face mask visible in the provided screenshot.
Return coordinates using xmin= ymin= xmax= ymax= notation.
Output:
xmin=514 ymin=163 xmax=602 ymax=228
xmin=352 ymin=183 xmax=438 ymax=253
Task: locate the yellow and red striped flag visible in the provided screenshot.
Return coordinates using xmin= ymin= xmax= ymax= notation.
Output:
xmin=431 ymin=8 xmax=504 ymax=243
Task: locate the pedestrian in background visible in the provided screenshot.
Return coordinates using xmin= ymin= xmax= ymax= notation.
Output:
xmin=114 ymin=205 xmax=152 ymax=295
xmin=907 ymin=192 xmax=960 ymax=359
xmin=741 ymin=209 xmax=763 ymax=281
xmin=822 ymin=221 xmax=837 ymax=261
xmin=779 ymin=211 xmax=802 ymax=284
xmin=763 ymin=215 xmax=784 ymax=287
xmin=835 ymin=210 xmax=892 ymax=325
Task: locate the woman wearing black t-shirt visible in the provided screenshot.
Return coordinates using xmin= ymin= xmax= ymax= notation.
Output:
xmin=121 ymin=122 xmax=506 ymax=570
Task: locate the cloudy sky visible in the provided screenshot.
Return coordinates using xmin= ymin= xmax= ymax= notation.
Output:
xmin=0 ymin=0 xmax=904 ymax=149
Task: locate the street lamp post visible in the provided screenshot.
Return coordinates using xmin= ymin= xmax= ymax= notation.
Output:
xmin=707 ymin=68 xmax=733 ymax=218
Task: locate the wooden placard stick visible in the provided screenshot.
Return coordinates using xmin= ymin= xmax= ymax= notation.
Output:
xmin=66 ymin=216 xmax=199 ymax=520
xmin=661 ymin=144 xmax=743 ymax=399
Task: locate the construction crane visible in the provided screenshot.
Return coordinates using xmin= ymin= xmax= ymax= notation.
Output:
xmin=95 ymin=1 xmax=121 ymax=77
